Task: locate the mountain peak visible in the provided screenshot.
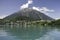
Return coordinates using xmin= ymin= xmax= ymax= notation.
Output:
xmin=20 ymin=8 xmax=34 ymax=12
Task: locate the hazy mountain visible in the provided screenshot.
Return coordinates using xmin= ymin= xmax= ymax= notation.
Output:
xmin=4 ymin=8 xmax=54 ymax=21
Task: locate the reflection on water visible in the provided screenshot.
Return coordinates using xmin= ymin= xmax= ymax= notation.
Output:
xmin=0 ymin=24 xmax=60 ymax=40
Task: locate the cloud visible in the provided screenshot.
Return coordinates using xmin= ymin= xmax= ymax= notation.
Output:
xmin=40 ymin=7 xmax=54 ymax=12
xmin=0 ymin=15 xmax=6 ymax=19
xmin=32 ymin=7 xmax=40 ymax=11
xmin=32 ymin=6 xmax=54 ymax=15
xmin=20 ymin=0 xmax=54 ymax=15
xmin=20 ymin=0 xmax=33 ymax=9
xmin=55 ymin=18 xmax=60 ymax=20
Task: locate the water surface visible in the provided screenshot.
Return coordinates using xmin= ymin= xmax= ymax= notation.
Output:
xmin=0 ymin=24 xmax=60 ymax=40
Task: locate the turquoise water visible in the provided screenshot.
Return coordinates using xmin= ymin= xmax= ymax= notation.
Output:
xmin=0 ymin=24 xmax=60 ymax=40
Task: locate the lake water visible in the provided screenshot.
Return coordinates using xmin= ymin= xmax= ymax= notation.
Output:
xmin=0 ymin=24 xmax=60 ymax=40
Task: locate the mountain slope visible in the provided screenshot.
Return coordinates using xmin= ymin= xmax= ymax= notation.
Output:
xmin=4 ymin=8 xmax=54 ymax=21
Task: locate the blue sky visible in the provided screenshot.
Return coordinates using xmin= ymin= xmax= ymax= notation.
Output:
xmin=0 ymin=0 xmax=60 ymax=19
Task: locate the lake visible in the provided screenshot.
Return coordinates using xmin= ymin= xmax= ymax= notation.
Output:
xmin=0 ymin=24 xmax=60 ymax=40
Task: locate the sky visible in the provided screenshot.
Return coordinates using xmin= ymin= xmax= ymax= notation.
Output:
xmin=0 ymin=0 xmax=60 ymax=19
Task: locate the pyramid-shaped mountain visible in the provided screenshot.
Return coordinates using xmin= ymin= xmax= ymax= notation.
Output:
xmin=4 ymin=8 xmax=54 ymax=21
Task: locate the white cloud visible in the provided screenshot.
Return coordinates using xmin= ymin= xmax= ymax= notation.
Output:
xmin=0 ymin=16 xmax=5 ymax=19
xmin=20 ymin=0 xmax=54 ymax=15
xmin=32 ymin=7 xmax=40 ymax=11
xmin=32 ymin=6 xmax=54 ymax=15
xmin=0 ymin=15 xmax=7 ymax=19
xmin=40 ymin=7 xmax=54 ymax=12
xmin=20 ymin=0 xmax=33 ymax=9
xmin=20 ymin=0 xmax=54 ymax=14
xmin=55 ymin=18 xmax=60 ymax=20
